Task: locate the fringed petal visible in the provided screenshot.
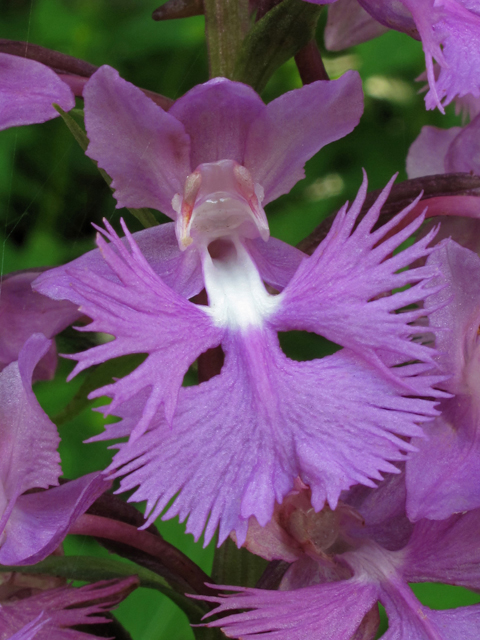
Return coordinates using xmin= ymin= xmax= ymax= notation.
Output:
xmin=200 ymin=578 xmax=378 ymax=640
xmin=105 ymin=328 xmax=443 ymax=545
xmin=0 ymin=578 xmax=138 ymax=640
xmin=45 ymin=220 xmax=223 ymax=438
xmin=273 ymin=174 xmax=440 ymax=378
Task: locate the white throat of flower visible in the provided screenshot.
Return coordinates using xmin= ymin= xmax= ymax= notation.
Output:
xmin=201 ymin=238 xmax=279 ymax=331
xmin=172 ymin=159 xmax=279 ymax=332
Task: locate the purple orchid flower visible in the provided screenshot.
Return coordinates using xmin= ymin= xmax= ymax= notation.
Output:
xmin=0 ymin=578 xmax=138 ymax=640
xmin=35 ymin=164 xmax=447 ymax=547
xmin=0 ymin=270 xmax=81 ymax=381
xmin=311 ymin=0 xmax=480 ymax=112
xmin=405 ymin=240 xmax=480 ymax=520
xmin=202 ymin=475 xmax=480 ymax=639
xmin=33 ymin=67 xmax=449 ymax=546
xmin=0 ymin=53 xmax=75 ymax=130
xmin=0 ymin=333 xmax=110 ymax=565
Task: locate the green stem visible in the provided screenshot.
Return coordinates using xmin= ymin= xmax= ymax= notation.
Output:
xmin=204 ymin=0 xmax=249 ymax=78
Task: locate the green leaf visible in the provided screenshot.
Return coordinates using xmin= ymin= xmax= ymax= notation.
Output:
xmin=0 ymin=556 xmax=208 ymax=624
xmin=54 ymin=106 xmax=159 ymax=228
xmin=233 ymin=0 xmax=323 ymax=92
xmin=53 ymin=354 xmax=147 ymax=425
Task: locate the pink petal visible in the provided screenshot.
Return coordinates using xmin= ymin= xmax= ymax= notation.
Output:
xmin=84 ymin=66 xmax=191 ymax=216
xmin=406 ymin=125 xmax=461 ymax=178
xmin=445 ymin=111 xmax=480 ymax=174
xmin=243 ymin=71 xmax=364 ymax=204
xmin=245 ymin=237 xmax=305 ymax=291
xmin=0 ymin=472 xmax=110 ymax=565
xmin=325 ymin=0 xmax=389 ymax=51
xmin=407 ymin=400 xmax=480 ymax=520
xmin=0 ymin=54 xmax=74 ymax=130
xmin=403 ymin=509 xmax=480 ymax=589
xmin=0 ymin=270 xmax=80 ymax=381
xmin=169 ymin=77 xmax=265 ymax=169
xmin=405 ymin=242 xmax=480 ymax=519
xmin=423 ymin=241 xmax=480 ymax=393
xmin=0 ymin=334 xmax=61 ymax=506
xmin=345 ymin=471 xmax=414 ymax=551
xmin=357 ymin=0 xmax=418 ymax=36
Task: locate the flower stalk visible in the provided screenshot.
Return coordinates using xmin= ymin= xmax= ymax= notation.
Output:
xmin=204 ymin=0 xmax=249 ymax=78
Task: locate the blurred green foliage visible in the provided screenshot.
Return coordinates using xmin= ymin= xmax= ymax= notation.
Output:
xmin=0 ymin=1 xmax=477 ymax=638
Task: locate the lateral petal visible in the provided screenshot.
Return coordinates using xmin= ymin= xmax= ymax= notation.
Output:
xmin=243 ymin=71 xmax=364 ymax=204
xmin=325 ymin=0 xmax=389 ymax=50
xmin=84 ymin=65 xmax=191 ymax=216
xmin=33 ymin=222 xmax=204 ymax=302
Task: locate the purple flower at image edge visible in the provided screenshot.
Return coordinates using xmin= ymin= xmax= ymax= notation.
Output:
xmin=0 ymin=333 xmax=110 ymax=565
xmin=199 ymin=474 xmax=480 ymax=639
xmin=1 ymin=578 xmax=138 ymax=640
xmin=306 ymin=0 xmax=480 ymax=111
xmin=0 ymin=53 xmax=75 ymax=130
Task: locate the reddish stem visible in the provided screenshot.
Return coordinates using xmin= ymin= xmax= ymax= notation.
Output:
xmin=0 ymin=39 xmax=98 ymax=76
xmin=152 ymin=0 xmax=204 ymax=20
xmin=0 ymin=39 xmax=174 ymax=111
xmin=70 ymin=513 xmax=214 ymax=596
xmin=295 ymin=40 xmax=329 ymax=84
